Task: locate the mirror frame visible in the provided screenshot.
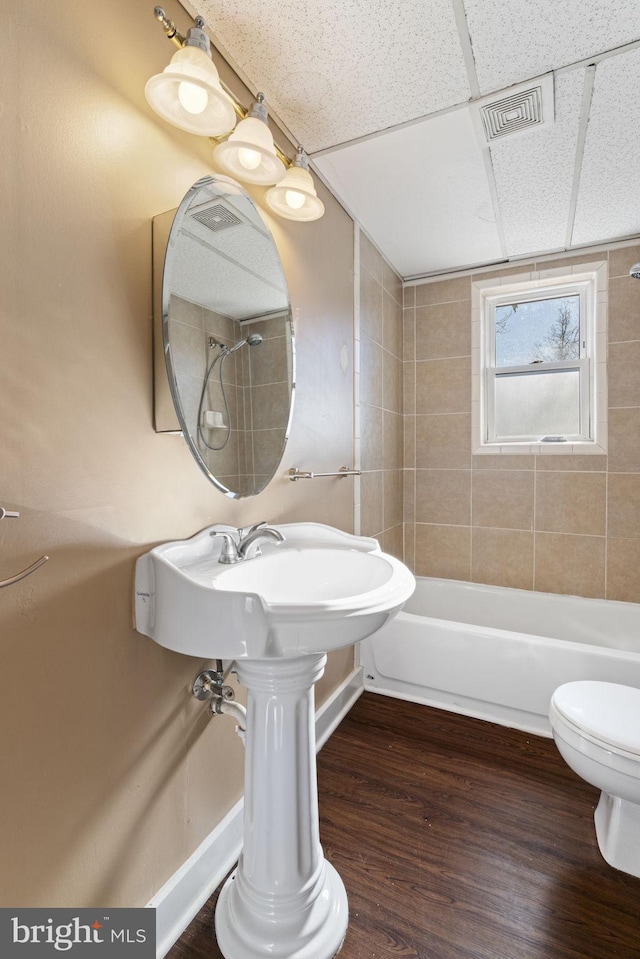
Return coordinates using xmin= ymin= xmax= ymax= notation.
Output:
xmin=152 ymin=175 xmax=295 ymax=498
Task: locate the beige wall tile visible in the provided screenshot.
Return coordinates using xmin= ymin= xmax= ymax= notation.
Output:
xmin=384 ymin=410 xmax=403 ymax=470
xmin=535 ymin=471 xmax=606 ymax=535
xmin=382 ymin=259 xmax=403 ymax=305
xmin=534 ymin=533 xmax=605 ymax=598
xmin=360 ymin=232 xmax=383 ymax=282
xmin=404 ymin=286 xmax=415 ymax=309
xmin=472 ymin=470 xmax=534 ymax=530
xmin=415 ymin=276 xmax=471 ymax=307
xmin=471 ymin=528 xmax=534 ymax=590
xmin=416 ymin=413 xmax=471 ymax=469
xmin=383 ymin=350 xmax=402 ymax=413
xmin=404 ymin=521 xmax=415 ymax=569
xmin=382 ymin=525 xmax=404 ymax=561
xmin=538 ymin=252 xmax=606 ymax=271
xmin=472 ymin=454 xmax=535 ymax=470
xmin=608 ymin=408 xmax=640 ymax=472
xmin=403 ymin=361 xmax=416 ymax=414
xmin=404 ymin=415 xmax=416 ymax=467
xmin=608 ymin=341 xmax=640 ymax=408
xmin=360 ymin=470 xmax=384 ymax=537
xmin=415 ymin=300 xmax=471 ymax=361
xmin=360 ymin=334 xmax=383 ymax=407
xmin=360 ymin=403 xmax=384 ymax=471
xmin=403 ymin=308 xmax=416 ymax=362
xmin=360 ymin=268 xmax=383 ymax=343
xmin=403 ymin=469 xmax=415 ymax=524
xmin=608 ymin=275 xmax=640 ymax=343
xmin=383 ymin=289 xmax=403 ymax=358
xmin=472 ymin=264 xmax=530 ymax=283
xmin=535 ymin=454 xmax=606 ymax=471
xmin=416 ymin=469 xmax=471 ymax=525
xmin=608 ymin=473 xmax=640 ymax=538
xmin=416 ymin=356 xmax=471 ymax=414
xmin=610 ymin=244 xmax=640 ymax=279
xmin=415 ymin=524 xmax=471 ymax=580
xmin=384 ymin=470 xmax=403 ymax=530
xmin=607 ymin=538 xmax=640 ymax=602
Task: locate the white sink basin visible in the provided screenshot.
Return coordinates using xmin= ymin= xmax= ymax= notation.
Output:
xmin=134 ymin=522 xmax=415 ymax=659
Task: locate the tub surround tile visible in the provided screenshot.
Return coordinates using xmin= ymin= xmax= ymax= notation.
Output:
xmin=360 ymin=334 xmax=384 ymax=408
xmin=403 ymin=361 xmax=416 ymax=415
xmin=607 ymin=473 xmax=640 ymax=539
xmin=403 ymin=309 xmax=416 ymax=362
xmin=403 ymin=469 xmax=415 ymax=524
xmin=360 ymin=403 xmax=384 ymax=472
xmin=534 ymin=532 xmax=606 ymax=598
xmin=360 ymin=269 xmax=383 ymax=344
xmin=359 ymin=470 xmax=383 ymax=538
xmin=403 ymin=521 xmax=415 ymax=569
xmin=608 ymin=408 xmax=640 ymax=472
xmin=416 ymin=413 xmax=471 ymax=470
xmin=415 ymin=276 xmax=470 ymax=307
xmin=415 ymin=301 xmax=472 ymax=361
xmin=404 ymin=415 xmax=416 ymax=467
xmin=534 ymin=454 xmax=607 ymax=471
xmin=416 ymin=470 xmax=471 ymax=526
xmin=471 ymin=528 xmax=534 ymax=590
xmin=535 ymin=471 xmax=606 ymax=536
xmin=606 ymin=538 xmax=640 ymax=603
xmin=609 ymin=244 xmax=640 ymax=279
xmin=383 ymin=290 xmax=403 ymax=358
xmin=383 ymin=470 xmax=403 ymax=530
xmin=403 ymin=286 xmax=415 ymax=309
xmin=382 ymin=525 xmax=404 ymax=562
xmin=383 ymin=410 xmax=403 ymax=471
xmin=416 ymin=356 xmax=471 ymax=415
xmin=382 ymin=260 xmax=403 ymax=306
xmin=608 ymin=276 xmax=640 ymax=343
xmin=383 ymin=350 xmax=402 ymax=414
xmin=472 ymin=453 xmax=536 ymax=470
xmin=360 ymin=232 xmax=383 ymax=282
xmin=608 ymin=341 xmax=640 ymax=408
xmin=472 ymin=470 xmax=534 ymax=531
xmin=415 ymin=523 xmax=471 ymax=580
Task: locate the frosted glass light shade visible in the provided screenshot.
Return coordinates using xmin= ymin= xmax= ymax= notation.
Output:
xmin=214 ymin=116 xmax=286 ymax=185
xmin=145 ymin=46 xmax=237 ymax=136
xmin=266 ymin=165 xmax=325 ymax=221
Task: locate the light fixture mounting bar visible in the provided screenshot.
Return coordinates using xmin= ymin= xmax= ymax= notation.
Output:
xmin=153 ymin=6 xmax=185 ymax=49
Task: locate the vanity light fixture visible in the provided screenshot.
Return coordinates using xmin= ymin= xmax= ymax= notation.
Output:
xmin=145 ymin=10 xmax=237 ymax=136
xmin=214 ymin=94 xmax=286 ymax=186
xmin=147 ymin=7 xmax=324 ymax=221
xmin=266 ymin=147 xmax=325 ymax=221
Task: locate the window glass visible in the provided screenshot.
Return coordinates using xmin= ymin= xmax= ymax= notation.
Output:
xmin=494 ymin=368 xmax=580 ymax=438
xmin=495 ymin=294 xmax=581 ymax=367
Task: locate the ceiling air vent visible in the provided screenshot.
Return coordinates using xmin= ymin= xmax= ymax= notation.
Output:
xmin=475 ymin=73 xmax=555 ymax=144
xmin=190 ymin=203 xmax=243 ymax=233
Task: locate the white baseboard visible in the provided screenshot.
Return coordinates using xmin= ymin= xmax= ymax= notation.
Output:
xmin=149 ymin=665 xmax=364 ymax=959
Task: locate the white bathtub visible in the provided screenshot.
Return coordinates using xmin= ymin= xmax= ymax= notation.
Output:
xmin=362 ymin=577 xmax=640 ymax=736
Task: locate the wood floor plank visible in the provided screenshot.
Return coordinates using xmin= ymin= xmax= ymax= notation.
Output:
xmin=167 ymin=692 xmax=640 ymax=959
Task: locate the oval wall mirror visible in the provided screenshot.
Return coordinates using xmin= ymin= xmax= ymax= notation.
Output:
xmin=155 ymin=175 xmax=295 ymax=498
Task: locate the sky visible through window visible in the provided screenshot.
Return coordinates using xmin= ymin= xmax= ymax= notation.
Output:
xmin=495 ymin=294 xmax=580 ymax=367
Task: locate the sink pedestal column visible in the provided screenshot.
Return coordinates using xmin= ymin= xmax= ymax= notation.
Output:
xmin=215 ymin=653 xmax=348 ymax=959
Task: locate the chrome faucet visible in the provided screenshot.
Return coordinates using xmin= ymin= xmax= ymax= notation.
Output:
xmin=238 ymin=525 xmax=285 ymax=559
xmin=210 ymin=523 xmax=285 ymax=564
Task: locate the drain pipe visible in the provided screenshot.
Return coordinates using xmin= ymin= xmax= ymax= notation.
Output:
xmin=193 ymin=664 xmax=247 ymax=744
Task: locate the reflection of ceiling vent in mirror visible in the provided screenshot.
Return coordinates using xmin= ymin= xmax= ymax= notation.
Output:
xmin=191 ymin=203 xmax=243 ymax=233
xmin=476 ymin=73 xmax=555 ymax=144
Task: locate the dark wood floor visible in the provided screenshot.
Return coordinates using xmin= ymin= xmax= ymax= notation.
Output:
xmin=168 ymin=692 xmax=640 ymax=959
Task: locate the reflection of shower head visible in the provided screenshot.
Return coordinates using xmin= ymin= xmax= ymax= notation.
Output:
xmin=226 ymin=333 xmax=264 ymax=354
xmin=630 ymin=263 xmax=640 ymax=280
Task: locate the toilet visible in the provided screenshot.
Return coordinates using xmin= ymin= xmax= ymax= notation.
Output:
xmin=549 ymin=680 xmax=640 ymax=878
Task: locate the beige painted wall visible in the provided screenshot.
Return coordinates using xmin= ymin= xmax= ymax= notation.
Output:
xmin=402 ymin=244 xmax=640 ymax=601
xmin=1 ymin=0 xmax=356 ymax=907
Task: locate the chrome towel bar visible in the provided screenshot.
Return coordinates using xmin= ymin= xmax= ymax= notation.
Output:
xmin=288 ymin=466 xmax=361 ymax=481
xmin=0 ymin=507 xmax=49 ymax=588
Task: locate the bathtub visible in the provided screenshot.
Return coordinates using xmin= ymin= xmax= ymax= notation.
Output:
xmin=361 ymin=577 xmax=640 ymax=736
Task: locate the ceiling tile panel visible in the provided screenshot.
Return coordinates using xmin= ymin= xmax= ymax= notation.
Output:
xmin=314 ymin=109 xmax=502 ymax=277
xmin=464 ymin=0 xmax=640 ymax=95
xmin=572 ymin=48 xmax=640 ymax=245
xmin=191 ymin=0 xmax=471 ymax=152
xmin=490 ymin=70 xmax=584 ymax=256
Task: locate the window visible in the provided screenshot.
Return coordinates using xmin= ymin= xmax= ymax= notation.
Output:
xmin=472 ymin=263 xmax=607 ymax=454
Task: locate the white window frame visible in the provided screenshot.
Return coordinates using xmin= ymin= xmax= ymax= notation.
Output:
xmin=472 ymin=261 xmax=608 ymax=456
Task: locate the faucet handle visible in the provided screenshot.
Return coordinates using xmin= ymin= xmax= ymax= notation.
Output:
xmin=209 ymin=531 xmax=240 ymax=564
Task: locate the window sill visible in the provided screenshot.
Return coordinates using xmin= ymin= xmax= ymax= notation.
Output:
xmin=473 ymin=440 xmax=607 ymax=456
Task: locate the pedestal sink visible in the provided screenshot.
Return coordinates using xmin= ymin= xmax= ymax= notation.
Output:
xmin=134 ymin=523 xmax=415 ymax=959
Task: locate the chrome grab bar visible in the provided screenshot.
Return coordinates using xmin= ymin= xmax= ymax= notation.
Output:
xmin=288 ymin=466 xmax=362 ymax=481
xmin=0 ymin=507 xmax=50 ymax=588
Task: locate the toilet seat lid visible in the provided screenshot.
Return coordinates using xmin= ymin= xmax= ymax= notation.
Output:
xmin=552 ymin=681 xmax=640 ymax=756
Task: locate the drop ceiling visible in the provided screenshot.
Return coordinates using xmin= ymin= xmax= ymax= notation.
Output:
xmin=184 ymin=0 xmax=640 ymax=279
